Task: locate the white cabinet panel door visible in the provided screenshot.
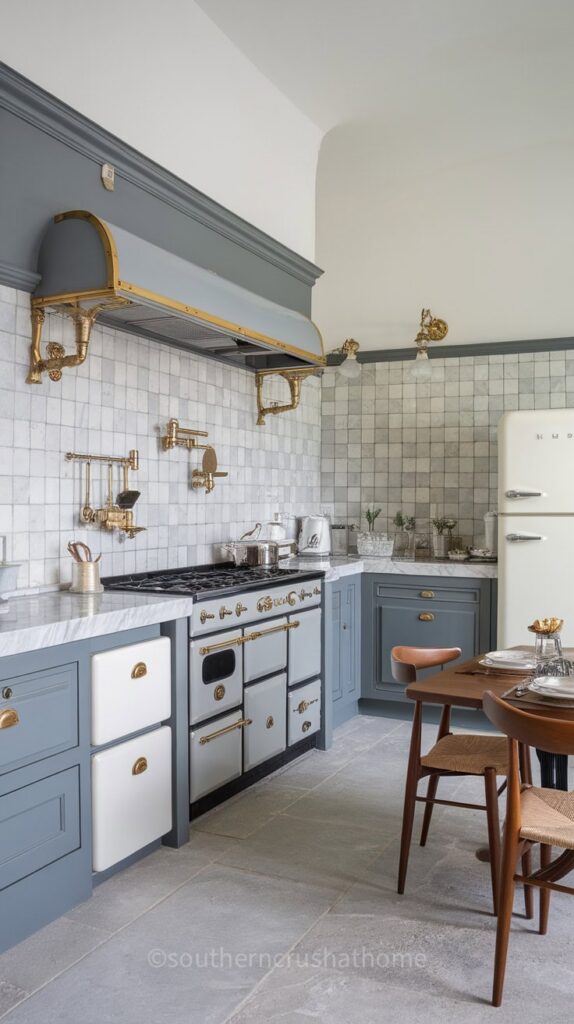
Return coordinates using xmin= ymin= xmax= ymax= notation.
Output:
xmin=91 ymin=637 xmax=171 ymax=745
xmin=288 ymin=679 xmax=321 ymax=745
xmin=190 ymin=710 xmax=244 ymax=803
xmin=288 ymin=608 xmax=321 ymax=686
xmin=244 ymin=674 xmax=286 ymax=770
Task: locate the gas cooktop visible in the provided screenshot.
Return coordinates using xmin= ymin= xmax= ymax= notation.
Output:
xmin=102 ymin=562 xmax=324 ymax=600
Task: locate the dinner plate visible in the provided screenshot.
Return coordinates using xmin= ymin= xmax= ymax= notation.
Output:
xmin=480 ymin=651 xmax=536 ymax=672
xmin=528 ymin=676 xmax=574 ymax=698
xmin=486 ymin=650 xmax=533 ymax=664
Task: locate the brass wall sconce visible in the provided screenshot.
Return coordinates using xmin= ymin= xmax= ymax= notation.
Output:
xmin=161 ymin=418 xmax=227 ymax=494
xmin=255 ymin=367 xmax=322 ymax=426
xmin=411 ymin=308 xmax=448 ymax=381
xmin=330 ymin=338 xmax=361 ymax=379
xmin=65 ymin=449 xmax=145 ymax=538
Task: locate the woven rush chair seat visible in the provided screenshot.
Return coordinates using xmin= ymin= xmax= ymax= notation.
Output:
xmin=421 ymin=734 xmax=509 ymax=776
xmin=520 ymin=785 xmax=574 ymax=848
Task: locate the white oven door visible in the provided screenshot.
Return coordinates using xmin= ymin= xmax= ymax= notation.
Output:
xmin=190 ymin=629 xmax=243 ymax=725
xmin=243 ymin=617 xmax=289 ymax=682
xmin=288 ymin=608 xmax=321 ymax=686
xmin=288 ymin=679 xmax=321 ymax=745
xmin=189 ymin=710 xmax=247 ymax=803
xmin=244 ymin=673 xmax=287 ymax=770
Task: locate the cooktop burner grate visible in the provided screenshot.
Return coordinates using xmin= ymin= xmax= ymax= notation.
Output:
xmin=102 ymin=562 xmax=319 ymax=598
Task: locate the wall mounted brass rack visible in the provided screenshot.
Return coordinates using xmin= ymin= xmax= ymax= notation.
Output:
xmin=65 ymin=449 xmax=145 ymax=538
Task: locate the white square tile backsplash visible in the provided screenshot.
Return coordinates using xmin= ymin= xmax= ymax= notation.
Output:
xmin=0 ymin=286 xmax=321 ymax=591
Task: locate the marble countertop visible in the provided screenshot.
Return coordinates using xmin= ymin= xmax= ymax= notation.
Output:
xmin=284 ymin=554 xmax=498 ymax=583
xmin=0 ymin=590 xmax=197 ymax=658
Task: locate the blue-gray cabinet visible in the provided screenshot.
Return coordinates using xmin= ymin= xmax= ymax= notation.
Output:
xmin=361 ymin=574 xmax=495 ymax=703
xmin=325 ymin=574 xmax=361 ymax=731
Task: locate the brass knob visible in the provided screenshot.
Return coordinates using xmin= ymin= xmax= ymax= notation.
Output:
xmin=235 ymin=602 xmax=248 ymax=617
xmin=266 ymin=715 xmax=274 ymax=729
xmin=313 ymin=586 xmax=321 ymax=596
xmin=419 ymin=612 xmax=435 ymax=622
xmin=214 ymin=684 xmax=226 ymax=701
xmin=200 ymin=610 xmax=215 ymax=624
xmin=287 ymin=591 xmax=297 ymax=607
xmin=2 ymin=686 xmax=13 ymax=699
xmin=131 ymin=662 xmax=147 ymax=679
xmin=300 ymin=589 xmax=312 ymax=600
xmin=297 ymin=699 xmax=309 ymax=713
xmin=0 ymin=708 xmax=19 ymax=730
xmin=257 ymin=596 xmax=273 ymax=613
xmin=219 ymin=606 xmax=233 ymax=619
xmin=419 ymin=590 xmax=435 ymax=599
xmin=302 ymin=720 xmax=312 ymax=732
xmin=132 ymin=756 xmax=148 ymax=775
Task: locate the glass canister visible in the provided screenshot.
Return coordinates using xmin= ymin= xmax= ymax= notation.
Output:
xmin=528 ymin=617 xmax=571 ymax=790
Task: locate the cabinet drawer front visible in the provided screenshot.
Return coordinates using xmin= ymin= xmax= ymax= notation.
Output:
xmin=0 ymin=664 xmax=78 ymax=775
xmin=92 ymin=726 xmax=172 ymax=872
xmin=288 ymin=678 xmax=321 ymax=745
xmin=0 ymin=767 xmax=80 ymax=890
xmin=288 ymin=608 xmax=321 ymax=686
xmin=374 ymin=582 xmax=479 ymax=604
xmin=190 ymin=710 xmax=243 ymax=803
xmin=376 ymin=602 xmax=476 ymax=689
xmin=244 ymin=617 xmax=288 ymax=683
xmin=244 ymin=674 xmax=287 ymax=770
xmin=91 ymin=637 xmax=171 ymax=745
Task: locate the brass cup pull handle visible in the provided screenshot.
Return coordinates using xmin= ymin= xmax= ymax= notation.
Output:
xmin=132 ymin=756 xmax=148 ymax=775
xmin=419 ymin=590 xmax=435 ymax=599
xmin=266 ymin=715 xmax=274 ymax=729
xmin=131 ymin=662 xmax=147 ymax=679
xmin=302 ymin=720 xmax=312 ymax=733
xmin=419 ymin=612 xmax=435 ymax=622
xmin=0 ymin=708 xmax=19 ymax=730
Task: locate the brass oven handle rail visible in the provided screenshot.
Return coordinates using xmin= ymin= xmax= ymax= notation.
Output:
xmin=199 ymin=718 xmax=252 ymax=745
xmin=199 ymin=620 xmax=300 ymax=656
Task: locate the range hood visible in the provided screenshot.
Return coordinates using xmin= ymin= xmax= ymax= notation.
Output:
xmin=28 ymin=210 xmax=324 ymax=382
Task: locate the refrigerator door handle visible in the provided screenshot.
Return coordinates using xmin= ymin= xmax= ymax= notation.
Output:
xmin=506 ymin=533 xmax=543 ymax=542
xmin=505 ymin=489 xmax=543 ymax=499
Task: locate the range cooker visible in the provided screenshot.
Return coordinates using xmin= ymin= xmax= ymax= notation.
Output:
xmin=103 ymin=562 xmax=324 ymax=812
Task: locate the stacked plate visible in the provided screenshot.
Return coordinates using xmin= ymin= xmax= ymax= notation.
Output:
xmin=479 ymin=650 xmax=536 ymax=672
xmin=528 ymin=676 xmax=574 ymax=700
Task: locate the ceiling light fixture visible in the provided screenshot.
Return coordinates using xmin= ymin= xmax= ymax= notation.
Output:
xmin=410 ymin=309 xmax=448 ymax=381
xmin=332 ymin=338 xmax=362 ymax=379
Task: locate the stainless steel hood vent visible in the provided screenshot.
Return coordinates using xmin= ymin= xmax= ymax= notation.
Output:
xmin=28 ymin=211 xmax=324 ymax=381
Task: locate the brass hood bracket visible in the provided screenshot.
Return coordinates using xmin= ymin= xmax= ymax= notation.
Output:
xmin=255 ymin=367 xmax=322 ymax=426
xmin=26 ymin=298 xmax=130 ymax=384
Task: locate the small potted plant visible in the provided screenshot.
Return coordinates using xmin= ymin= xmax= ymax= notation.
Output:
xmin=431 ymin=516 xmax=452 ymax=559
xmin=392 ymin=512 xmax=416 ymax=560
xmin=356 ymin=507 xmax=393 ymax=556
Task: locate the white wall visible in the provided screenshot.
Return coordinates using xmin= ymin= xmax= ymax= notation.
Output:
xmin=1 ymin=0 xmax=322 ymax=260
xmin=314 ymin=126 xmax=574 ymax=350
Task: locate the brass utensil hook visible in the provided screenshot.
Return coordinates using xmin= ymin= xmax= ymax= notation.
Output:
xmin=81 ymin=461 xmax=95 ymax=523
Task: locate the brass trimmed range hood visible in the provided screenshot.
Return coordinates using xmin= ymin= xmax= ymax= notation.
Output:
xmin=27 ymin=211 xmax=325 ymax=384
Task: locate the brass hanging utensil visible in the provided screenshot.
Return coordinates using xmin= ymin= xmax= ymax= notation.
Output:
xmin=81 ymin=461 xmax=95 ymax=523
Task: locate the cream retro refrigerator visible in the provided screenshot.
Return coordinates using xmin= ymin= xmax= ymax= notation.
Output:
xmin=498 ymin=409 xmax=574 ymax=647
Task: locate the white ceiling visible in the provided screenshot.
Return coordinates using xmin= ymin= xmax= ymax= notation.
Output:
xmin=196 ymin=0 xmax=574 ymax=140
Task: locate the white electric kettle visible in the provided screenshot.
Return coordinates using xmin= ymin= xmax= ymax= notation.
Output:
xmin=296 ymin=515 xmax=332 ymax=557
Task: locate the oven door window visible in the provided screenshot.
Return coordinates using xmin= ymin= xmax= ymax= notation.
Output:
xmin=202 ymin=649 xmax=236 ymax=685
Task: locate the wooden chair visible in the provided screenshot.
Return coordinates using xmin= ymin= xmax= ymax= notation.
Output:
xmin=393 ymin=646 xmax=526 ymax=916
xmin=483 ymin=692 xmax=574 ymax=1006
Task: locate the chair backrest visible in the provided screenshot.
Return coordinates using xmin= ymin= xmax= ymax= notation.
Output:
xmin=391 ymin=646 xmax=461 ymax=684
xmin=483 ymin=691 xmax=574 ymax=756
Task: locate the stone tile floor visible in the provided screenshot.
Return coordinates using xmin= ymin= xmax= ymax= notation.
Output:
xmin=1 ymin=713 xmax=574 ymax=1022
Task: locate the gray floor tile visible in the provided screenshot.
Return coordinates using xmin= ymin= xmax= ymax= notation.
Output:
xmin=1 ymin=866 xmax=336 ymax=1024
xmin=0 ymin=916 xmax=110 ymax=995
xmin=193 ymin=783 xmax=306 ymax=839
xmin=0 ymin=981 xmax=28 ymax=1018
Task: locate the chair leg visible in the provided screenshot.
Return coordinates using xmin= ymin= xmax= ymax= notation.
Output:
xmin=492 ymin=830 xmax=519 ymax=1007
xmin=539 ymin=844 xmax=552 ymax=934
xmin=484 ymin=767 xmax=501 ymax=915
xmin=521 ymin=847 xmax=534 ymax=920
xmin=419 ymin=773 xmax=440 ymax=847
xmin=397 ymin=702 xmax=422 ymax=895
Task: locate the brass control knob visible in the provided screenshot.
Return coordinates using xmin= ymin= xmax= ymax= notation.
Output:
xmin=219 ymin=606 xmax=233 ymax=619
xmin=235 ymin=602 xmax=248 ymax=617
xmin=313 ymin=586 xmax=321 ymax=596
xmin=302 ymin=721 xmax=312 ymax=733
xmin=266 ymin=715 xmax=274 ymax=729
xmin=287 ymin=591 xmax=297 ymax=607
xmin=257 ymin=596 xmax=273 ymax=613
xmin=300 ymin=589 xmax=313 ymax=600
xmin=200 ymin=610 xmax=215 ymax=624
xmin=214 ymin=684 xmax=226 ymax=701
